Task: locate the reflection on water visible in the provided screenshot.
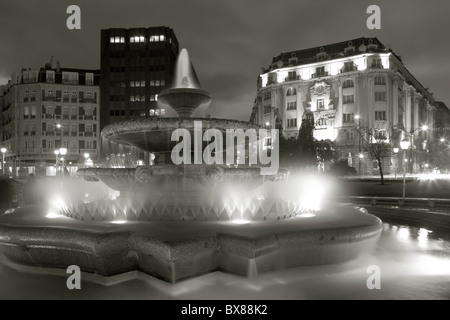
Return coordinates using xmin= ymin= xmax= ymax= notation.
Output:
xmin=0 ymin=222 xmax=449 ymax=300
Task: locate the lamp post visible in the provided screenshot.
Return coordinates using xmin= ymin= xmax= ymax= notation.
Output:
xmin=83 ymin=152 xmax=90 ymax=168
xmin=408 ymin=125 xmax=428 ymax=175
xmin=400 ymin=138 xmax=410 ymax=204
xmin=354 ymin=114 xmax=361 ymax=175
xmin=1 ymin=147 xmax=6 ymax=175
xmin=59 ymin=147 xmax=67 ymax=176
xmin=393 ymin=147 xmax=399 ymax=179
xmin=54 ymin=149 xmax=60 ymax=175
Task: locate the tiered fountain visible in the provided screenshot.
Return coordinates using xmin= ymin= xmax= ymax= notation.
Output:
xmin=0 ymin=49 xmax=382 ymax=283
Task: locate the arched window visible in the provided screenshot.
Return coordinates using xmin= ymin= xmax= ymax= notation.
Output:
xmin=315 ymin=118 xmax=327 ymax=128
xmin=286 ymin=87 xmax=296 ymax=96
xmin=343 ymin=79 xmax=354 ymax=88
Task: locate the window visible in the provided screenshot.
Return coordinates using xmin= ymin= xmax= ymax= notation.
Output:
xmin=287 ymin=101 xmax=296 ymax=110
xmin=287 ymin=118 xmax=297 ymax=127
xmin=150 ymin=34 xmax=165 ymax=42
xmin=85 ymin=73 xmax=94 ymax=85
xmin=375 ymin=92 xmax=386 ymax=101
xmin=374 ymin=75 xmax=386 ymax=85
xmin=31 ymin=106 xmax=36 ymax=119
xmin=23 ymin=91 xmax=29 ymax=102
xmin=343 ymin=61 xmax=355 ymax=72
xmin=71 ymin=124 xmax=77 ymax=136
xmin=371 ymin=58 xmax=383 ymax=69
xmin=375 ymin=111 xmax=386 ymax=120
xmin=346 ymin=131 xmax=354 ymax=141
xmin=317 ymin=98 xmax=325 ymax=109
xmin=46 ymin=71 xmax=55 ymax=83
xmin=24 ymin=123 xmax=29 ymax=136
xmin=286 ymin=87 xmax=296 ymax=96
xmin=264 ymin=105 xmax=271 ymax=114
xmin=343 ymin=79 xmax=354 ymax=88
xmin=30 ymin=90 xmax=36 ymax=102
xmin=315 ymin=66 xmax=325 ymax=77
xmin=62 ymin=107 xmax=69 ymax=119
xmin=374 ymin=129 xmax=387 ymax=140
xmin=24 ymin=106 xmax=30 ymax=119
xmin=71 ymin=107 xmax=77 ymax=119
xmin=149 ymin=109 xmax=155 ymax=116
xmin=316 ymin=118 xmax=327 ymax=128
xmin=71 ymin=91 xmax=77 ymax=103
xmin=343 ymin=113 xmax=354 ymax=123
xmin=264 ymin=91 xmax=271 ymax=100
xmin=343 ymin=94 xmax=354 ymax=104
xmin=150 ymin=94 xmax=158 ymax=101
xmin=130 ymin=35 xmax=145 ymax=43
xmin=286 ymin=71 xmax=297 ymax=81
xmin=110 ymin=36 xmax=125 ymax=43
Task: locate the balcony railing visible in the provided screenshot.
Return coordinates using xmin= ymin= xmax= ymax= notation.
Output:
xmin=311 ymin=72 xmax=329 ymax=78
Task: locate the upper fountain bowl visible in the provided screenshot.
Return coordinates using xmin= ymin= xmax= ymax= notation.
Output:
xmin=158 ymin=48 xmax=211 ymax=117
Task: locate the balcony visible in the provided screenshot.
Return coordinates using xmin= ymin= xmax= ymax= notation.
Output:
xmin=284 ymin=75 xmax=301 ymax=82
xmin=312 ymin=72 xmax=329 ymax=78
xmin=339 ymin=64 xmax=358 ymax=73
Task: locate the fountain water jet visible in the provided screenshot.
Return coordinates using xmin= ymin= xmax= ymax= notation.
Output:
xmin=0 ymin=49 xmax=382 ymax=283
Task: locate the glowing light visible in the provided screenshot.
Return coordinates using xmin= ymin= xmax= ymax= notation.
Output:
xmin=299 ymin=213 xmax=315 ymax=218
xmin=231 ymin=219 xmax=250 ymax=225
xmin=398 ymin=226 xmax=410 ymax=241
xmin=297 ymin=175 xmax=325 ymax=212
xmin=110 ymin=220 xmax=127 ymax=224
xmin=46 ymin=212 xmax=64 ymax=219
xmin=421 ymin=125 xmax=428 ymax=131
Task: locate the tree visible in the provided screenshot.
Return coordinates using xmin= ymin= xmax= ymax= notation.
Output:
xmin=296 ymin=110 xmax=317 ymax=169
xmin=356 ymin=123 xmax=399 ymax=185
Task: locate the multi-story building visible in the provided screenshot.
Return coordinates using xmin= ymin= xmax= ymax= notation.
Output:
xmin=251 ymin=37 xmax=436 ymax=174
xmin=0 ymin=62 xmax=100 ymax=177
xmin=434 ymin=101 xmax=450 ymax=141
xmin=100 ymin=26 xmax=179 ymax=158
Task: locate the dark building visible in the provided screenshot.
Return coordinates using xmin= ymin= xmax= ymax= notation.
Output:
xmin=100 ymin=27 xmax=179 ymax=158
xmin=434 ymin=101 xmax=450 ymax=141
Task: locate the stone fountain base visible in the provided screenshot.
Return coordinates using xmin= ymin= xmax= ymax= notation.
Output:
xmin=0 ymin=204 xmax=382 ymax=283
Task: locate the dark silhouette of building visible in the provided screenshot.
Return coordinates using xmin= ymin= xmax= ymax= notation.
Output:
xmin=100 ymin=27 xmax=179 ymax=159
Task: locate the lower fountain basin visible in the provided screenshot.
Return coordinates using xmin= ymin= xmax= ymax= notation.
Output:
xmin=0 ymin=204 xmax=382 ymax=283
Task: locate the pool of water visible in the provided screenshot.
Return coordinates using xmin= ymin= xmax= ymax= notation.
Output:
xmin=0 ymin=222 xmax=449 ymax=300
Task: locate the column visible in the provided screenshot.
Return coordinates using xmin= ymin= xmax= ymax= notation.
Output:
xmin=392 ymin=78 xmax=398 ymax=127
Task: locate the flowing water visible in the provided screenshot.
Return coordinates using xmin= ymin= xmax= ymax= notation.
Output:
xmin=0 ymin=221 xmax=448 ymax=300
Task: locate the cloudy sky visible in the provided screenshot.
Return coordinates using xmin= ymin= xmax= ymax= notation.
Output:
xmin=1 ymin=0 xmax=449 ymax=121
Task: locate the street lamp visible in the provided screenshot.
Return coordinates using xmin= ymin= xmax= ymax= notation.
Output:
xmin=54 ymin=149 xmax=60 ymax=175
xmin=354 ymin=115 xmax=361 ymax=175
xmin=59 ymin=147 xmax=67 ymax=176
xmin=393 ymin=147 xmax=399 ymax=179
xmin=1 ymin=147 xmax=6 ymax=175
xmin=84 ymin=152 xmax=90 ymax=168
xmin=407 ymin=125 xmax=428 ymax=175
xmin=400 ymin=138 xmax=411 ymax=204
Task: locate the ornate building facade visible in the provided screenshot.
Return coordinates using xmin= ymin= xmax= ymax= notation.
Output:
xmin=251 ymin=37 xmax=435 ymax=174
xmin=0 ymin=63 xmax=100 ymax=177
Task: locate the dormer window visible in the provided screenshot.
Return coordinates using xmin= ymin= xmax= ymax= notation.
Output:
xmin=367 ymin=39 xmax=379 ymax=51
xmin=316 ymin=47 xmax=327 ymax=60
xmin=344 ymin=42 xmax=355 ymax=55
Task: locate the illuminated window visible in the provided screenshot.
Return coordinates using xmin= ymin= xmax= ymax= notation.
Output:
xmin=161 ymin=109 xmax=165 ymax=116
xmin=160 ymin=35 xmax=165 ymax=41
xmin=110 ymin=36 xmax=125 ymax=43
xmin=150 ymin=94 xmax=158 ymax=101
xmin=130 ymin=36 xmax=145 ymax=43
xmin=149 ymin=109 xmax=155 ymax=116
xmin=130 ymin=96 xmax=135 ymax=102
xmin=149 ymin=35 xmax=159 ymax=42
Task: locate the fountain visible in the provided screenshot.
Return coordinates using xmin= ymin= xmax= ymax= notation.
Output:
xmin=0 ymin=49 xmax=382 ymax=283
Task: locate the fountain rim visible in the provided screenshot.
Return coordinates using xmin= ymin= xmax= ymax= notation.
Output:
xmin=101 ymin=117 xmax=263 ymax=140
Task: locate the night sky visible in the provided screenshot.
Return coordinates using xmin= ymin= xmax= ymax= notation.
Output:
xmin=1 ymin=0 xmax=449 ymax=121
